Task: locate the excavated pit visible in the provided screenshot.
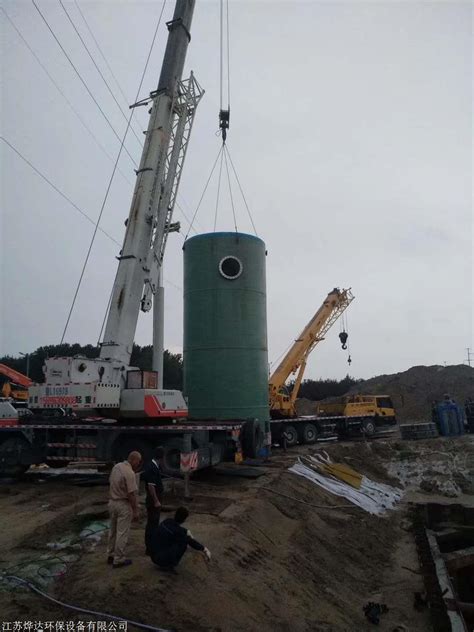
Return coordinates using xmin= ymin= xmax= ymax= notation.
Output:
xmin=415 ymin=502 xmax=474 ymax=632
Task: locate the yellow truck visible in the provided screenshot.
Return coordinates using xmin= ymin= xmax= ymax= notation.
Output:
xmin=317 ymin=394 xmax=396 ymax=421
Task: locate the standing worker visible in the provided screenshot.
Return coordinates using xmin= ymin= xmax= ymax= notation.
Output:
xmin=107 ymin=450 xmax=142 ymax=568
xmin=149 ymin=506 xmax=211 ymax=572
xmin=142 ymin=446 xmax=165 ymax=556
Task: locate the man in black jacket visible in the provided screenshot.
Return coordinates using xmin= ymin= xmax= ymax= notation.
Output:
xmin=142 ymin=447 xmax=164 ymax=556
xmin=150 ymin=506 xmax=211 ymax=570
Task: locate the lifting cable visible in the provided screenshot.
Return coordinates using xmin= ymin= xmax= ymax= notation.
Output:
xmin=60 ymin=0 xmax=168 ymax=344
xmin=218 ymin=0 xmax=230 ymax=142
xmin=186 ymin=0 xmax=258 ymax=237
xmin=213 ymin=147 xmax=225 ymax=231
xmin=224 ymin=144 xmax=258 ymax=236
xmin=223 ymin=147 xmax=238 ymax=233
xmin=186 ymin=143 xmax=259 ymax=237
xmin=184 ymin=144 xmax=224 ymax=239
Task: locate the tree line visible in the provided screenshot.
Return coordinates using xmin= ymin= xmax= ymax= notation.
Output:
xmin=289 ymin=375 xmax=362 ymax=401
xmin=0 ymin=344 xmax=183 ymax=390
xmin=1 ymin=344 xmax=360 ymax=400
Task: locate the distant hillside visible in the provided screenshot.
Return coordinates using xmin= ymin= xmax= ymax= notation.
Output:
xmin=349 ymin=364 xmax=474 ymax=421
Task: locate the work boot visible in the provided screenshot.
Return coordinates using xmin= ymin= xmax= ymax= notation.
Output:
xmin=112 ymin=559 xmax=132 ymax=569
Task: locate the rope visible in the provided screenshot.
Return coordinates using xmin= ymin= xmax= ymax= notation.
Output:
xmin=2 ymin=576 xmax=172 ymax=632
xmin=213 ymin=149 xmax=225 ymax=231
xmin=225 ymin=145 xmax=258 ymax=236
xmin=185 ymin=144 xmax=224 ymax=239
xmin=63 ymin=0 xmax=167 ymax=344
xmin=223 ymin=145 xmax=237 ymax=232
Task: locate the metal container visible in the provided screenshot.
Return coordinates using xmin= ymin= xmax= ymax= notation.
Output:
xmin=183 ymin=232 xmax=269 ymax=422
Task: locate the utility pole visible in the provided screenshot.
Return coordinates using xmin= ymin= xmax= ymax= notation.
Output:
xmin=19 ymin=352 xmax=30 ymax=377
xmin=466 ymin=348 xmax=473 ymax=367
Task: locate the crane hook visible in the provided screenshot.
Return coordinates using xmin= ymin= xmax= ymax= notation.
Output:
xmin=347 ymin=355 xmax=352 ymax=365
xmin=339 ymin=331 xmax=348 ymax=350
xmin=219 ymin=109 xmax=230 ymax=143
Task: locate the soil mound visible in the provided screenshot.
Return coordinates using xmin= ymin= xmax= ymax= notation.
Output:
xmin=296 ymin=365 xmax=474 ymax=422
xmin=350 ymin=364 xmax=474 ymax=422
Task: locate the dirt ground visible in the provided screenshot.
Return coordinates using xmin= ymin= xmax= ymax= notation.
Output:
xmin=1 ymin=435 xmax=474 ymax=632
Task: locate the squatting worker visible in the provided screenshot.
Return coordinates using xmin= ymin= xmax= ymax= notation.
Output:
xmin=107 ymin=450 xmax=142 ymax=568
xmin=142 ymin=446 xmax=165 ymax=556
xmin=150 ymin=506 xmax=211 ymax=572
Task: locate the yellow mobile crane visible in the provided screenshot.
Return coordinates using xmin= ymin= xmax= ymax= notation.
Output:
xmin=268 ymin=288 xmax=397 ymax=445
xmin=269 ymin=288 xmax=354 ymax=418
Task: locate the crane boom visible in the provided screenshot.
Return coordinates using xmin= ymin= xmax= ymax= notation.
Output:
xmin=0 ymin=364 xmax=32 ymax=388
xmin=101 ymin=0 xmax=198 ymax=366
xmin=269 ymin=288 xmax=354 ymax=417
xmin=33 ymin=1 xmax=200 ymax=420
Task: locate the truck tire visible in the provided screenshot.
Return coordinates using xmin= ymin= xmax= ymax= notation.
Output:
xmin=241 ymin=420 xmax=264 ymax=458
xmin=361 ymin=418 xmax=376 ymax=436
xmin=47 ymin=460 xmax=71 ymax=469
xmin=282 ymin=424 xmax=298 ymax=447
xmin=161 ymin=438 xmax=184 ymax=477
xmin=299 ymin=423 xmax=318 ymax=445
xmin=0 ymin=436 xmax=30 ymax=477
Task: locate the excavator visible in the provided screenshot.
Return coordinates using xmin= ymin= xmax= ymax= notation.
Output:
xmin=269 ymin=288 xmax=354 ymax=418
xmin=0 ymin=364 xmax=32 ymax=405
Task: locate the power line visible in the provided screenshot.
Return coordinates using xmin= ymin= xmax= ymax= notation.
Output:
xmin=31 ymin=0 xmax=138 ymax=168
xmin=1 ymin=136 xmax=121 ymax=246
xmin=1 ymin=133 xmax=178 ymax=303
xmin=73 ymin=0 xmax=147 ymax=132
xmin=0 ymin=6 xmax=134 ymax=188
xmin=58 ymin=0 xmax=145 ymax=148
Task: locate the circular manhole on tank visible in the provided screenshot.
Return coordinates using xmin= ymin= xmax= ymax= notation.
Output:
xmin=219 ymin=256 xmax=243 ymax=280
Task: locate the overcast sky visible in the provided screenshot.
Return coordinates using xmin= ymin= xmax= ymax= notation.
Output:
xmin=1 ymin=0 xmax=472 ymax=381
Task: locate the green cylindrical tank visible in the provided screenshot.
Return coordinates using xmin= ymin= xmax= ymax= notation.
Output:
xmin=183 ymin=232 xmax=269 ymax=422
